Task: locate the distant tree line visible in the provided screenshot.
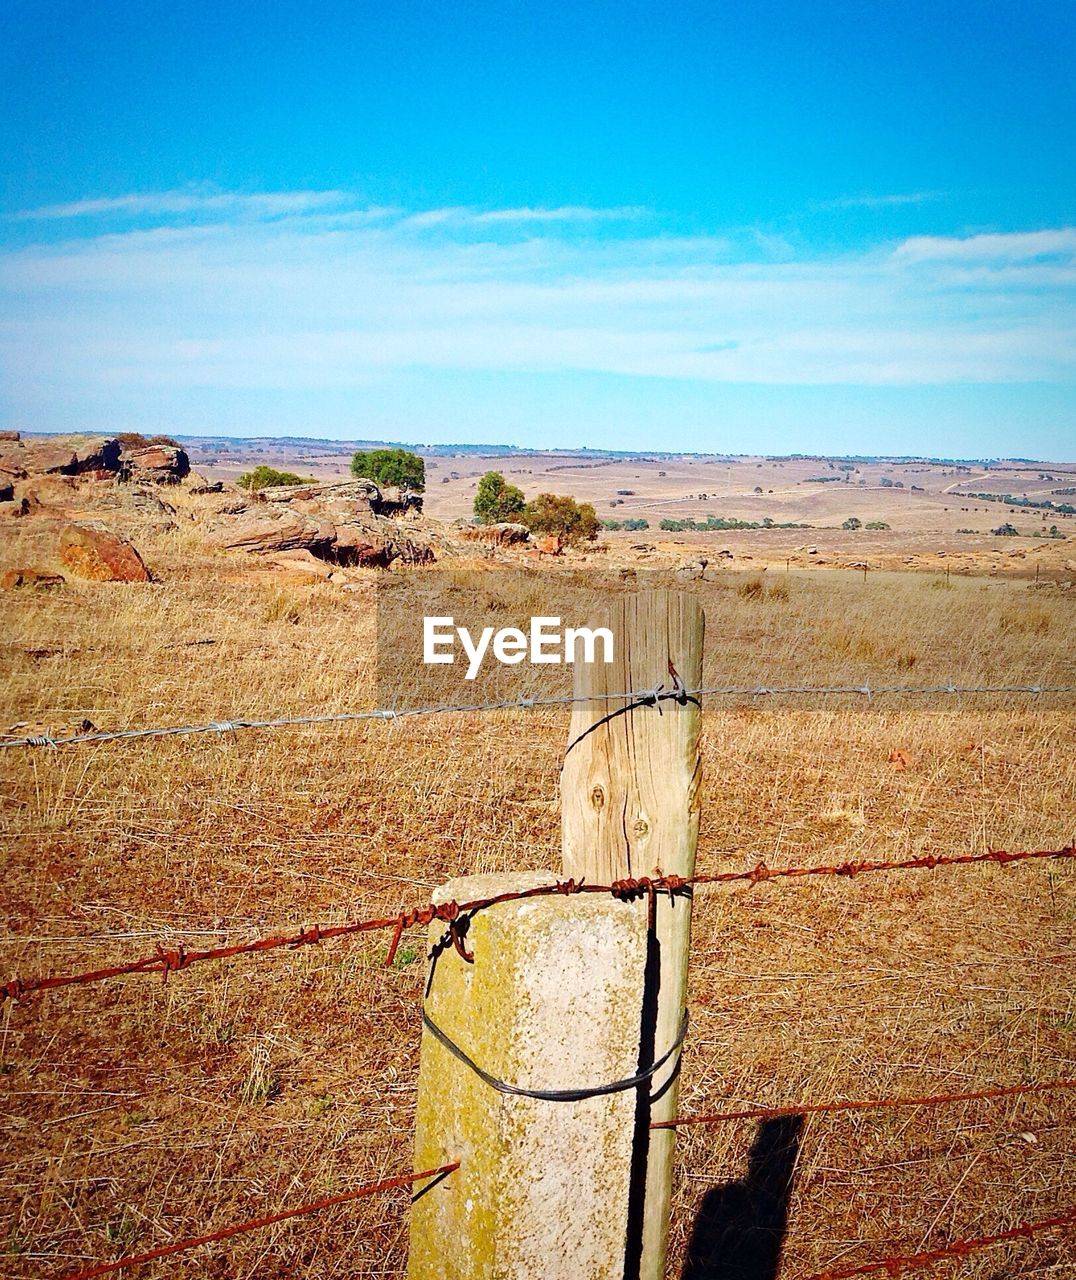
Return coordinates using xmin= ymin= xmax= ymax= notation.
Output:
xmin=966 ymin=491 xmax=1074 ymax=515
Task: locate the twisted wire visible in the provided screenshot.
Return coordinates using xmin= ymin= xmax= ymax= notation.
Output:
xmin=3 ymin=681 xmax=1073 ymax=749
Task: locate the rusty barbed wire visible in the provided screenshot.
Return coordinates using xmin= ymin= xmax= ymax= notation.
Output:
xmin=2 ymin=680 xmax=1073 ymax=750
xmin=803 ymin=1204 xmax=1076 ymax=1279
xmin=57 ymin=1163 xmax=460 ymax=1280
xmin=655 ymin=1075 xmax=1076 ymax=1130
xmin=2 ymin=845 xmax=1071 ymax=1007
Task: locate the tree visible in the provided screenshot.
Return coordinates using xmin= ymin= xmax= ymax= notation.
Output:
xmin=841 ymin=517 xmax=862 ymax=530
xmin=473 ymin=471 xmax=526 ymax=524
xmin=521 ymin=493 xmax=601 ymax=545
xmin=350 ymin=448 xmax=425 ymax=492
xmin=237 ymin=465 xmax=316 ymax=491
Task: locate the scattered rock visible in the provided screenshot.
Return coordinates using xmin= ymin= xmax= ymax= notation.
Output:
xmin=122 ymin=445 xmax=190 ymax=484
xmin=58 ymin=523 xmax=151 ymax=582
xmin=460 ymin=522 xmax=530 ymax=547
xmin=187 ymin=471 xmax=223 ymax=494
xmin=535 ymin=535 xmax=562 ymax=556
xmin=268 ymin=549 xmax=334 ymax=579
xmin=0 ymin=497 xmax=31 ymax=518
xmin=675 ymin=558 xmax=708 ymax=580
xmin=393 ymin=538 xmax=437 ymax=565
xmin=1 ymin=568 xmax=65 ymax=590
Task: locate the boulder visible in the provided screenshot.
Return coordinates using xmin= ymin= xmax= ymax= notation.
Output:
xmin=460 ymin=522 xmax=530 ymax=547
xmin=1 ymin=568 xmax=65 ymax=590
xmin=258 ymin=479 xmax=378 ymax=509
xmin=187 ymin=471 xmax=223 ymax=494
xmin=393 ymin=538 xmax=437 ymax=565
xmin=58 ymin=523 xmax=150 ymax=582
xmin=535 ymin=535 xmax=562 ymax=556
xmin=3 ymin=442 xmax=77 ymax=475
xmin=8 ymin=436 xmax=122 ymax=476
xmin=331 ymin=522 xmax=395 ymax=567
xmin=268 ymin=549 xmax=335 ymax=579
xmin=208 ymin=509 xmax=332 ymax=555
xmin=0 ymin=430 xmax=19 ymax=442
xmin=0 ymin=480 xmax=12 ymax=504
xmin=0 ymin=497 xmax=30 ymax=518
xmin=675 ymin=558 xmax=708 ymax=580
xmin=122 ymin=445 xmax=190 ymax=483
xmin=16 ymin=475 xmax=77 ymax=508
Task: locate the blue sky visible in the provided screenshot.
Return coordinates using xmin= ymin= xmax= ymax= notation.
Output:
xmin=1 ymin=0 xmax=1074 ymax=457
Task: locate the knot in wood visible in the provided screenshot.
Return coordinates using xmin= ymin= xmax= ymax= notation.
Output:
xmin=589 ymin=785 xmax=606 ymax=811
xmin=632 ymin=817 xmax=650 ymax=838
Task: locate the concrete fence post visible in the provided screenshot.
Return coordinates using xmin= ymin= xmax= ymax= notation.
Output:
xmin=409 ymin=872 xmax=651 ymax=1280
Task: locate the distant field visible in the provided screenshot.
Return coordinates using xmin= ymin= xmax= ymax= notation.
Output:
xmin=191 ymin=441 xmax=1076 ymax=578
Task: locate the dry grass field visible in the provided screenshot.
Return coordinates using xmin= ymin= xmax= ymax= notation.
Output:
xmin=2 ymin=505 xmax=1075 ymax=1277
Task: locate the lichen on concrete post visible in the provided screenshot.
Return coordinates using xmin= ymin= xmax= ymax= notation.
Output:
xmin=408 ymin=872 xmax=649 ymax=1280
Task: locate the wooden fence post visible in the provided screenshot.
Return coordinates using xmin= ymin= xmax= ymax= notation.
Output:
xmin=561 ymin=588 xmax=704 ymax=1280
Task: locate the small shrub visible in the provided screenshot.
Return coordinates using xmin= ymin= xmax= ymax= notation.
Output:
xmin=767 ymin=580 xmax=790 ymax=602
xmin=237 ymin=465 xmax=315 ymax=491
xmin=737 ymin=577 xmax=764 ymax=600
xmin=521 ymin=493 xmax=600 ymax=545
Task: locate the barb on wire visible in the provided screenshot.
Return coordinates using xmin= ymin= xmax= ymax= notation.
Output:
xmin=3 ymin=846 xmax=1072 ymax=1007
xmin=654 ymin=1075 xmax=1076 ymax=1129
xmin=2 ymin=682 xmax=1073 ymax=750
xmin=804 ymin=1204 xmax=1076 ymax=1279
xmin=57 ymin=1163 xmax=460 ymax=1280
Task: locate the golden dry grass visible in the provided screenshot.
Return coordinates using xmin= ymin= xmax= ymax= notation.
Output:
xmin=1 ymin=510 xmax=1074 ymax=1278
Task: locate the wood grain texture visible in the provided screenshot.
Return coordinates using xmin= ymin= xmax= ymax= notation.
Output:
xmin=560 ymin=588 xmax=704 ymax=1280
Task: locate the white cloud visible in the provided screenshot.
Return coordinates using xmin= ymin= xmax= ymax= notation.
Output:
xmin=813 ymin=191 xmax=942 ymax=211
xmin=1 ymin=198 xmax=1074 ymax=415
xmin=9 ymin=189 xmax=366 ymax=222
xmin=894 ymin=227 xmax=1076 ymax=263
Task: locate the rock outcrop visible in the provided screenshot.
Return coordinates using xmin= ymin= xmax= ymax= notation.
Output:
xmin=0 ymin=436 xmax=121 ymax=477
xmin=122 ymin=445 xmax=190 ymax=483
xmin=58 ymin=523 xmax=151 ymax=582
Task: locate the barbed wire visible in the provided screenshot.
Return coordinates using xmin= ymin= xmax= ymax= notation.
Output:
xmin=655 ymin=1075 xmax=1076 ymax=1130
xmin=3 ymin=681 xmax=1073 ymax=750
xmin=803 ymin=1204 xmax=1076 ymax=1279
xmin=3 ymin=845 xmax=1072 ymax=1006
xmin=57 ymin=1162 xmax=460 ymax=1280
